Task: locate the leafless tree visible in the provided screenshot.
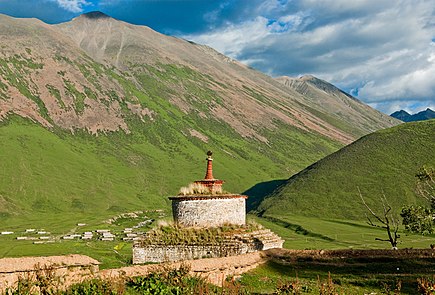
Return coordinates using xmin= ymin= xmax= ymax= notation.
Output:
xmin=416 ymin=166 xmax=435 ymax=205
xmin=359 ymin=188 xmax=400 ymax=249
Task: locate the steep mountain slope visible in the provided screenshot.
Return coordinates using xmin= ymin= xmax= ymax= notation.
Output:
xmin=391 ymin=108 xmax=435 ymax=122
xmin=275 ymin=75 xmax=395 ymax=137
xmin=256 ymin=120 xmax=435 ymax=221
xmin=0 ymin=12 xmax=398 ymax=228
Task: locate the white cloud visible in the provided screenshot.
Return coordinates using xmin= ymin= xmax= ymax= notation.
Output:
xmin=53 ymin=0 xmax=90 ymax=13
xmin=185 ymin=0 xmax=435 ymax=114
xmin=185 ymin=16 xmax=271 ymax=58
xmin=369 ymin=100 xmax=435 ymax=115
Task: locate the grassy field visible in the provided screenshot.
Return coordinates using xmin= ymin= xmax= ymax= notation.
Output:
xmin=241 ymin=214 xmax=435 ymax=294
xmin=0 ymin=210 xmax=171 ymax=269
xmin=253 ymin=215 xmax=435 ymax=250
xmin=0 ymin=107 xmax=341 ymax=230
xmin=1 ymin=213 xmax=434 ymax=270
xmin=1 ymin=212 xmax=435 ymax=294
xmin=0 ymin=50 xmax=347 ymax=235
xmin=240 ymin=254 xmax=434 ymax=294
xmin=257 ymin=120 xmax=435 ymax=220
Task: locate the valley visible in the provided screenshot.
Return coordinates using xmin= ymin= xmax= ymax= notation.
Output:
xmin=0 ymin=9 xmax=434 ymax=295
xmin=0 ymin=12 xmax=397 ymax=232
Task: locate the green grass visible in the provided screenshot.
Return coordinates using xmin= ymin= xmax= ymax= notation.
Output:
xmin=240 ymin=258 xmax=428 ymax=294
xmin=256 ymin=120 xmax=435 ymax=220
xmin=46 ymin=84 xmax=65 ymax=109
xmin=245 ymin=214 xmax=435 ymax=294
xmin=0 ymin=109 xmax=341 ymax=262
xmin=252 ymin=214 xmax=435 ymax=250
xmin=0 ymin=118 xmax=426 ymax=266
xmin=0 ymin=210 xmax=166 ymax=269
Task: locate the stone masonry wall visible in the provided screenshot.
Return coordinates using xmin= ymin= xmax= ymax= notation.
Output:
xmin=104 ymin=252 xmax=268 ymax=287
xmin=172 ymin=197 xmax=246 ymax=227
xmin=133 ymin=229 xmax=284 ymax=264
xmin=133 ymin=244 xmax=247 ymax=264
xmin=0 ymin=255 xmax=99 ymax=292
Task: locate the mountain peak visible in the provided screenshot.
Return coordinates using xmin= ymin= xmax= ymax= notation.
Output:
xmin=299 ymin=74 xmax=316 ymax=81
xmin=79 ymin=11 xmax=111 ymax=20
xmin=390 ymin=108 xmax=434 ymax=122
xmin=391 ymin=110 xmax=410 ymax=116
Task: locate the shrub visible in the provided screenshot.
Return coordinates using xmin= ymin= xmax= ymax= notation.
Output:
xmin=417 ymin=277 xmax=435 ymax=295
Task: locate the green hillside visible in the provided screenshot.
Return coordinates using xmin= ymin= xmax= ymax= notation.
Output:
xmin=256 ymin=120 xmax=435 ymax=221
xmin=0 ymin=12 xmax=395 ymax=231
xmin=0 ymin=113 xmax=341 ymax=232
xmin=0 ymin=13 xmax=402 ymax=262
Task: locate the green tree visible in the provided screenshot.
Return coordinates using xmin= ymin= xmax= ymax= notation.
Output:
xmin=400 ymin=166 xmax=435 ymax=235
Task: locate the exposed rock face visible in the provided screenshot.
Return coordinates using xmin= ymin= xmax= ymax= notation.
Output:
xmin=275 ymin=75 xmax=398 ymax=138
xmin=0 ymin=12 xmax=398 ymax=143
xmin=0 ymin=14 xmax=130 ymax=134
xmin=0 ymin=12 xmax=402 ymax=229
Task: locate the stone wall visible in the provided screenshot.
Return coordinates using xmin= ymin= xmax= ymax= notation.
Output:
xmin=171 ymin=196 xmax=246 ymax=227
xmin=133 ymin=229 xmax=284 ymax=264
xmin=103 ymin=251 xmax=268 ymax=287
xmin=0 ymin=255 xmax=99 ymax=292
xmin=133 ymin=244 xmax=247 ymax=264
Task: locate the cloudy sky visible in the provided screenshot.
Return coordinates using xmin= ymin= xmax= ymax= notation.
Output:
xmin=0 ymin=0 xmax=434 ymax=114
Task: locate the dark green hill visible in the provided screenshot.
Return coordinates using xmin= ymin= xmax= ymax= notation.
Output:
xmin=256 ymin=120 xmax=435 ymax=220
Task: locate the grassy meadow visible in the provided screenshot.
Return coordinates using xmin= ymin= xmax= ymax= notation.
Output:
xmin=1 ymin=213 xmax=434 ymax=270
xmin=240 ymin=255 xmax=434 ymax=294
xmin=242 ymin=215 xmax=435 ymax=294
xmin=2 ymin=212 xmax=435 ymax=294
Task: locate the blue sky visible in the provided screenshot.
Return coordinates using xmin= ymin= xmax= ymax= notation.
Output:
xmin=0 ymin=0 xmax=434 ymax=114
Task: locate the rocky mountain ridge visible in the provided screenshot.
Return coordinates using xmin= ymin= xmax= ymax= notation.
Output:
xmin=0 ymin=12 xmax=397 ymax=143
xmin=391 ymin=108 xmax=435 ymax=122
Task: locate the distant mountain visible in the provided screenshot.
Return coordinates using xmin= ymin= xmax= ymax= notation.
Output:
xmin=391 ymin=108 xmax=435 ymax=122
xmin=254 ymin=120 xmax=435 ymax=221
xmin=0 ymin=12 xmax=398 ymax=229
xmin=390 ymin=110 xmax=412 ymax=121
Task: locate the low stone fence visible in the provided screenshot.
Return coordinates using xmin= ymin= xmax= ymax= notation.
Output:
xmin=0 ymin=254 xmax=100 ymax=292
xmin=0 ymin=252 xmax=268 ymax=290
xmin=102 ymin=251 xmax=268 ymax=286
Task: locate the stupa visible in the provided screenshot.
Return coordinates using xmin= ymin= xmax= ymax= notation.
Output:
xmin=132 ymin=151 xmax=284 ymax=264
xmin=169 ymin=151 xmax=247 ymax=227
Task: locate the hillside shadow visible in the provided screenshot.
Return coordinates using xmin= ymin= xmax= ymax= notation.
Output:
xmin=262 ymin=216 xmax=335 ymax=242
xmin=243 ymin=179 xmax=287 ymax=212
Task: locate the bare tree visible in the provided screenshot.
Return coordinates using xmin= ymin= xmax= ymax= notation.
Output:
xmin=359 ymin=188 xmax=400 ymax=249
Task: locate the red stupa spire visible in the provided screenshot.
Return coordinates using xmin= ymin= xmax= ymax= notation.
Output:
xmin=194 ymin=151 xmax=224 ymax=194
xmin=204 ymin=151 xmax=214 ymax=180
